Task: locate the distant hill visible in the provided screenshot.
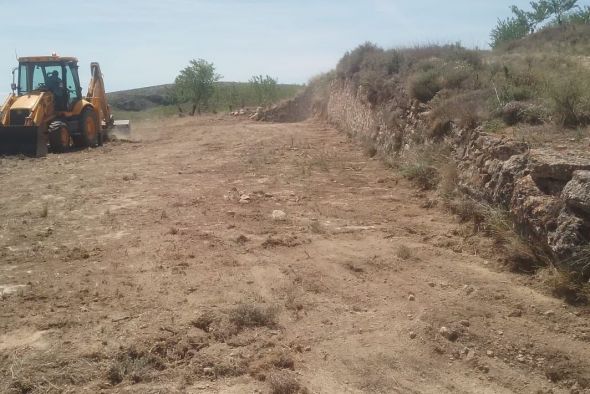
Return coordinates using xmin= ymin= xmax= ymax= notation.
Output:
xmin=108 ymin=84 xmax=175 ymax=111
xmin=107 ymin=82 xmax=303 ymax=113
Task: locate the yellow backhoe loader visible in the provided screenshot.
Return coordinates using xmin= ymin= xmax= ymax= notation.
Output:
xmin=0 ymin=54 xmax=129 ymax=157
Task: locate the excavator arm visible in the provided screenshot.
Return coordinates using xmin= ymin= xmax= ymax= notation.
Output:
xmin=86 ymin=62 xmax=113 ymax=128
xmin=86 ymin=62 xmax=129 ymax=133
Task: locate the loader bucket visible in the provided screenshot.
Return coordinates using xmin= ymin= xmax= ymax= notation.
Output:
xmin=106 ymin=120 xmax=131 ymax=140
xmin=0 ymin=125 xmax=48 ymax=157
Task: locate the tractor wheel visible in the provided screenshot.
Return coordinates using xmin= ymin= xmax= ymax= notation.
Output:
xmin=48 ymin=121 xmax=71 ymax=153
xmin=75 ymin=108 xmax=99 ymax=148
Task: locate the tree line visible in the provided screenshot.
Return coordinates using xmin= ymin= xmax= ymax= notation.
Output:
xmin=172 ymin=59 xmax=282 ymax=116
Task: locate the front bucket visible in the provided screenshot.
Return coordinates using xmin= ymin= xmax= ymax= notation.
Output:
xmin=0 ymin=125 xmax=48 ymax=157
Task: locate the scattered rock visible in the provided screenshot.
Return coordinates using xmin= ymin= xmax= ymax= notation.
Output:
xmin=439 ymin=326 xmax=460 ymax=342
xmin=516 ymin=354 xmax=526 ymax=363
xmin=428 ymin=282 xmax=436 ymax=288
xmin=272 ymin=210 xmax=287 ymax=221
xmin=409 ymin=331 xmax=417 ymax=339
xmin=463 ymin=285 xmax=475 ymax=295
xmin=486 ymin=350 xmax=494 ymax=358
xmin=508 ymin=309 xmax=523 ymax=317
xmin=408 ymin=294 xmax=416 ymax=302
xmin=459 ymin=320 xmax=470 ymax=327
xmin=236 ymin=234 xmax=249 ymax=244
xmin=478 ymin=365 xmax=490 ymax=374
xmin=239 ymin=194 xmax=251 ymax=204
xmin=203 ymin=367 xmax=214 ymax=375
xmin=544 ymin=310 xmax=556 ymax=317
xmin=0 ymin=284 xmax=28 ymax=298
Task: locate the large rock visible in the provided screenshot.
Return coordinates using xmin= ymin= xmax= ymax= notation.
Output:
xmin=528 ymin=150 xmax=590 ymax=195
xmin=511 ymin=175 xmax=563 ymax=240
xmin=547 ymin=209 xmax=588 ymax=258
xmin=562 ymin=170 xmax=590 ymax=215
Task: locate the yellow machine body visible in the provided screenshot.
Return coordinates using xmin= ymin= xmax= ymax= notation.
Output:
xmin=0 ymin=54 xmax=128 ymax=157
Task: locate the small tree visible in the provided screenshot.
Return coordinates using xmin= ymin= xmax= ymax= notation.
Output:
xmin=490 ymin=16 xmax=530 ymax=48
xmin=249 ymin=75 xmax=278 ymax=106
xmin=174 ymin=59 xmax=221 ymax=115
xmin=566 ymin=5 xmax=590 ymax=24
xmin=490 ymin=1 xmax=580 ymax=48
xmin=542 ymin=0 xmax=579 ymax=25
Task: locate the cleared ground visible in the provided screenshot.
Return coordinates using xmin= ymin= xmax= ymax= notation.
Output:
xmin=1 ymin=116 xmax=589 ymax=393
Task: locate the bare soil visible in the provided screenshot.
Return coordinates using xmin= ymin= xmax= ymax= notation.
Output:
xmin=1 ymin=116 xmax=589 ymax=393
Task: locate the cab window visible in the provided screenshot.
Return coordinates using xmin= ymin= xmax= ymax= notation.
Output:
xmin=18 ymin=64 xmax=27 ymax=95
xmin=66 ymin=64 xmax=81 ymax=106
xmin=36 ymin=65 xmax=63 ymax=91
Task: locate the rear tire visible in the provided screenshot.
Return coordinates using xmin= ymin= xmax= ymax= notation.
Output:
xmin=48 ymin=121 xmax=71 ymax=153
xmin=74 ymin=108 xmax=99 ymax=148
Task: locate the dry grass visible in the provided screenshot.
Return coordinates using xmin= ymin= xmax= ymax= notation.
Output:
xmin=40 ymin=203 xmax=49 ymax=218
xmin=309 ymin=219 xmax=326 ymax=234
xmin=400 ymin=161 xmax=439 ymax=190
xmin=268 ymin=371 xmax=302 ymax=394
xmin=282 ymin=284 xmax=304 ymax=313
xmin=107 ymin=347 xmax=165 ymax=385
xmin=446 ymin=197 xmax=542 ymax=273
xmin=396 ymin=245 xmax=413 ymax=260
xmin=191 ymin=311 xmax=216 ymax=332
xmin=229 ymin=303 xmax=279 ymax=329
xmin=345 ymin=353 xmax=399 ymax=393
xmin=538 ymin=265 xmax=590 ymax=305
xmin=2 ymin=347 xmax=104 ymax=393
xmin=437 ymin=162 xmax=458 ymax=198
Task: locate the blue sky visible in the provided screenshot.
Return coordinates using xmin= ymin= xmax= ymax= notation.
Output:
xmin=1 ymin=0 xmax=587 ymax=93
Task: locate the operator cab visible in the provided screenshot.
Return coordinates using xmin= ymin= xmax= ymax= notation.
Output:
xmin=16 ymin=55 xmax=82 ymax=112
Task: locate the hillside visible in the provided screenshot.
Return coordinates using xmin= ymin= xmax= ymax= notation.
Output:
xmin=108 ymin=81 xmax=303 ymax=121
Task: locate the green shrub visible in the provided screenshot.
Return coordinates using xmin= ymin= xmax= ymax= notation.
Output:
xmin=545 ymin=73 xmax=590 ymax=127
xmin=490 ymin=16 xmax=531 ymax=49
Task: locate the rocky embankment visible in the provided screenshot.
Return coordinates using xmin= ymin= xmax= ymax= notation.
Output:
xmin=262 ymin=81 xmax=590 ymax=265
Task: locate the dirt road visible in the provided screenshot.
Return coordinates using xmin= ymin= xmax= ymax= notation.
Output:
xmin=1 ymin=116 xmax=589 ymax=393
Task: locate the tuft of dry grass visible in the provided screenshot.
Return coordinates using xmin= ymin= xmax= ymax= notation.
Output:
xmin=229 ymin=303 xmax=279 ymax=329
xmin=268 ymin=371 xmax=302 ymax=394
xmin=538 ymin=266 xmax=589 ymax=305
xmin=396 ymin=245 xmax=413 ymax=260
xmin=191 ymin=311 xmax=216 ymax=332
xmin=40 ymin=203 xmax=49 ymax=218
xmin=345 ymin=353 xmax=399 ymax=393
xmin=438 ymin=162 xmax=458 ymax=198
xmin=309 ymin=219 xmax=326 ymax=234
xmin=106 ymin=346 xmax=165 ymax=385
xmin=446 ymin=197 xmax=543 ymax=273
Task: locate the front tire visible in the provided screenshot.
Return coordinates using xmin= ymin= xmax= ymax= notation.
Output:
xmin=75 ymin=108 xmax=99 ymax=148
xmin=48 ymin=121 xmax=71 ymax=153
